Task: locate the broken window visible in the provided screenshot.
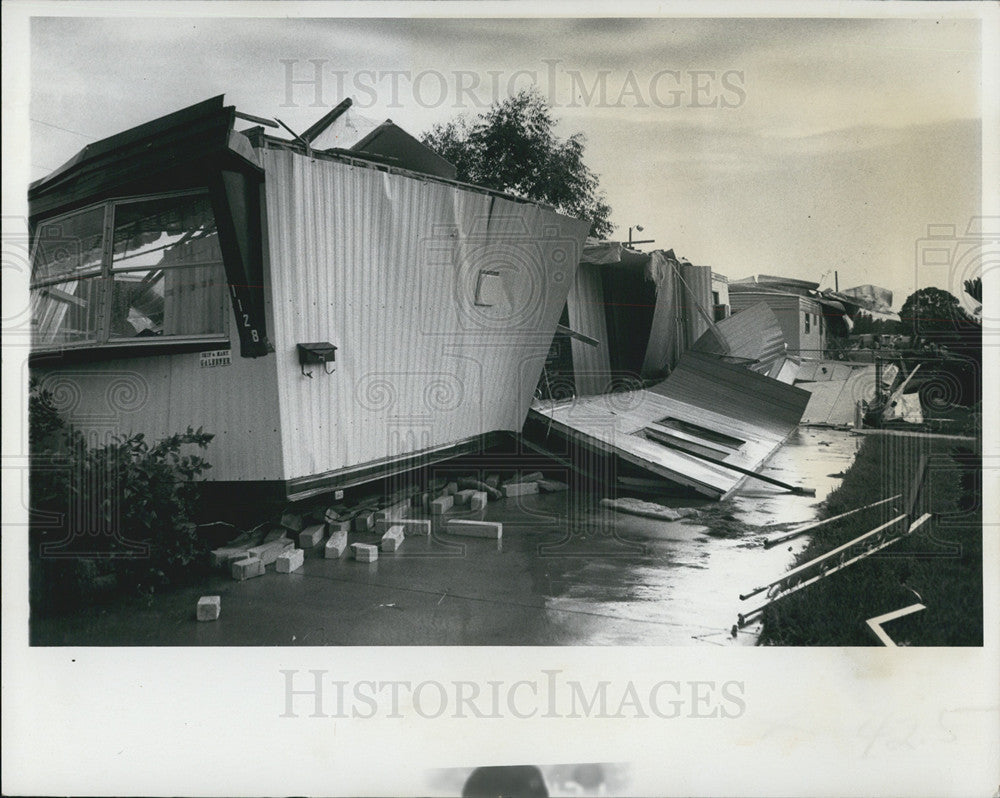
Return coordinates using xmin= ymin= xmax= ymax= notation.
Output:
xmin=30 ymin=190 xmax=228 ymax=351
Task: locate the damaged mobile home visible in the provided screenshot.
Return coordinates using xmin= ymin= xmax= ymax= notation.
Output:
xmin=528 ymin=245 xmax=812 ymax=500
xmin=28 ymin=96 xmax=589 ymax=500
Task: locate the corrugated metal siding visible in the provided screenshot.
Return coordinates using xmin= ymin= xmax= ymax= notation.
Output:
xmin=679 ymin=262 xmax=713 ymax=344
xmin=649 ymin=352 xmax=811 ymax=432
xmin=691 ymin=301 xmax=787 ymax=375
xmin=31 ymin=347 xmax=284 ymax=481
xmin=566 ymin=262 xmax=612 ymax=396
xmin=642 ymin=261 xmax=713 ymax=374
xmin=262 ymin=147 xmax=588 ymax=481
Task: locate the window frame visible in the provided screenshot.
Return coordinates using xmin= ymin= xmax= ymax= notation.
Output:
xmin=29 ymin=188 xmax=231 ymax=355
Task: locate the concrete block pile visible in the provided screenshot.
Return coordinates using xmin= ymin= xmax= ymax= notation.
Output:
xmin=204 ymin=469 xmax=562 ymax=600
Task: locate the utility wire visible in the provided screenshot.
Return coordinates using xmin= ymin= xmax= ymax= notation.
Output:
xmin=30 ymin=118 xmax=98 ymax=139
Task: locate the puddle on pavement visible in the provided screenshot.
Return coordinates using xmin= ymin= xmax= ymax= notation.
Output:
xmin=530 ymin=427 xmax=861 ymax=645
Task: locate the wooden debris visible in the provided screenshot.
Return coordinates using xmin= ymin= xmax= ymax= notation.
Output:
xmin=599 ymin=497 xmax=693 ymax=522
xmin=737 ymin=513 xmax=931 ymax=627
xmin=762 ymin=494 xmax=902 ymax=548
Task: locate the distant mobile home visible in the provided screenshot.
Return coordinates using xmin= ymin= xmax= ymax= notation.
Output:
xmin=28 ymin=96 xmax=589 ymax=500
xmin=729 ymin=291 xmax=828 ymax=357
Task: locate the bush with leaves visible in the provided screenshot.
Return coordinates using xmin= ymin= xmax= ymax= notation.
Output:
xmin=29 ymin=378 xmax=214 ymax=613
xmin=422 ymin=88 xmax=614 ymax=238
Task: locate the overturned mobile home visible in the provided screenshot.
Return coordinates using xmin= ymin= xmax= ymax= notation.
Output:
xmin=28 ymin=96 xmax=589 ymax=500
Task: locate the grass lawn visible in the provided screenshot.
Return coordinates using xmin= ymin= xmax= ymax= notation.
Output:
xmin=758 ymin=433 xmax=983 ymax=646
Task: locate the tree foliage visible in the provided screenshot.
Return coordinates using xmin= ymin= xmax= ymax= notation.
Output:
xmin=964 ymin=276 xmax=981 ymax=303
xmin=899 ymin=286 xmax=976 ymax=339
xmin=422 ymin=89 xmax=614 ymax=238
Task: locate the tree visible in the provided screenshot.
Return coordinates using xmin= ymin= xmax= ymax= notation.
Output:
xmin=964 ymin=276 xmax=981 ymax=303
xmin=899 ymin=287 xmax=975 ymax=340
xmin=422 ymin=89 xmax=614 ymax=238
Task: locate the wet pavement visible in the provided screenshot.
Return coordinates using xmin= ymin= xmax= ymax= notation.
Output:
xmin=32 ymin=427 xmax=860 ymax=647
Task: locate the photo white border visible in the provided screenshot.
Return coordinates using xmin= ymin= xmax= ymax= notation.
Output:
xmin=3 ymin=2 xmax=997 ymax=795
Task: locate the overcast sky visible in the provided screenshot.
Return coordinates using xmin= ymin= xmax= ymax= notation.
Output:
xmin=27 ymin=14 xmax=986 ymax=308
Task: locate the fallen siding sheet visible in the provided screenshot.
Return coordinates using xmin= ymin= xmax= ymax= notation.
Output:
xmin=796 ymin=361 xmax=899 ymax=426
xmin=690 ymin=301 xmax=788 ymax=377
xmin=530 ymin=352 xmax=810 ymax=499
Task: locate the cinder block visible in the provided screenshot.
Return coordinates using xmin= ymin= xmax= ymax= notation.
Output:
xmin=430 ymin=495 xmax=454 ymax=515
xmin=470 ymin=491 xmax=488 ymax=511
xmin=502 ymin=481 xmax=539 ymax=497
xmin=445 ymin=481 xmax=458 ymax=495
xmin=446 ymin=519 xmax=503 ymax=539
xmin=374 ymin=499 xmax=410 ymax=522
xmin=485 ymin=474 xmax=500 ymax=489
xmin=325 ymin=528 xmax=348 ymax=558
xmin=197 ymin=595 xmax=221 ymax=621
xmin=210 ymin=546 xmax=252 ymax=568
xmin=327 ymin=520 xmax=351 ymax=535
xmin=261 ymin=527 xmax=288 ymax=544
xmin=454 ymin=489 xmax=477 ymax=506
xmin=351 ymin=543 xmax=379 ymax=563
xmin=354 ymin=511 xmax=376 ymax=533
xmin=247 ymin=538 xmax=294 ymax=566
xmin=381 ymin=525 xmax=405 ymax=552
xmin=232 ymin=556 xmax=265 ymax=581
xmin=298 ymin=524 xmax=325 ymax=549
xmin=503 ymin=471 xmax=543 ymax=485
xmin=323 ymin=507 xmax=341 ymax=523
xmin=279 ymin=512 xmax=304 ymax=532
xmin=276 ymin=548 xmax=305 ymax=573
xmin=375 ymin=518 xmax=431 ymax=536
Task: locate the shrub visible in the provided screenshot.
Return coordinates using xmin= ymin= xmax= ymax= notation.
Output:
xmin=29 ymin=379 xmax=214 ymax=614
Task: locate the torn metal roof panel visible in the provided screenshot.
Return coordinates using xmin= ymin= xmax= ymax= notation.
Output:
xmin=690 ymin=301 xmax=788 ymax=376
xmin=29 ymin=96 xmax=257 ymax=218
xmin=531 ymin=352 xmax=810 ymax=499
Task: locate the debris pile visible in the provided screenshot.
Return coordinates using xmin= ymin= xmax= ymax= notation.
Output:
xmin=205 ymin=469 xmax=566 ymax=587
